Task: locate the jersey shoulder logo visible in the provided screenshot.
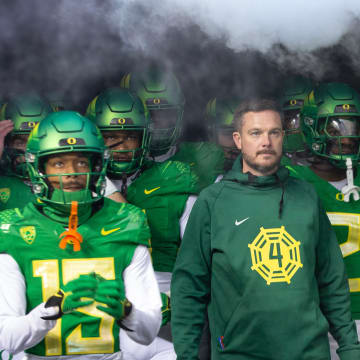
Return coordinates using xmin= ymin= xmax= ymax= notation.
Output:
xmin=144 ymin=187 xmax=161 ymax=195
xmin=101 ymin=227 xmax=121 ymax=236
xmin=0 ymin=188 xmax=10 ymax=204
xmin=20 ymin=226 xmax=36 ymax=244
xmin=248 ymin=226 xmax=302 ymax=285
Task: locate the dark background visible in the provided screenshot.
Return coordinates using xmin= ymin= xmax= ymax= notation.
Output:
xmin=1 ymin=1 xmax=360 ymax=140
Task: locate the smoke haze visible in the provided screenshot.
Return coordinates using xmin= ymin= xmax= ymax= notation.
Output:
xmin=1 ymin=0 xmax=360 ymax=136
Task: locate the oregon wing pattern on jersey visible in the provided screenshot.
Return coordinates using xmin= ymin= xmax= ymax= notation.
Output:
xmin=170 ymin=141 xmax=224 ymax=190
xmin=0 ymin=176 xmax=35 ymax=211
xmin=288 ymin=164 xmax=360 ymax=318
xmin=127 ymin=160 xmax=198 ymax=272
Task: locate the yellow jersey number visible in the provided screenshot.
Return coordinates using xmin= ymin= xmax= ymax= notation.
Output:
xmin=33 ymin=257 xmax=115 ymax=356
xmin=327 ymin=212 xmax=360 ymax=293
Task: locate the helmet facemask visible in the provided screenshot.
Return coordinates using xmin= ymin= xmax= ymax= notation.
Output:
xmin=104 ymin=129 xmax=148 ymax=177
xmin=122 ymin=69 xmax=185 ymax=157
xmin=215 ymin=126 xmax=239 ymax=160
xmin=316 ymin=116 xmax=360 ymax=167
xmin=2 ymin=131 xmax=34 ymax=179
xmin=148 ymin=107 xmax=183 ymax=156
xmin=2 ymin=146 xmax=28 ymax=178
xmin=283 ymin=108 xmax=308 ymax=154
xmin=27 ymin=151 xmax=108 ymax=209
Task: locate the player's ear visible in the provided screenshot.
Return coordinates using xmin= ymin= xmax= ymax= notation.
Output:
xmin=233 ymin=131 xmax=242 ymax=151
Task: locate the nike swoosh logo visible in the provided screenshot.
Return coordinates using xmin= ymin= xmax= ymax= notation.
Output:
xmin=101 ymin=227 xmax=121 ymax=236
xmin=235 ymin=217 xmax=249 ymax=226
xmin=144 ymin=187 xmax=160 ymax=195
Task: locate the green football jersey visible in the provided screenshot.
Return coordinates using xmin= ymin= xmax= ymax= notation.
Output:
xmin=288 ymin=165 xmax=360 ymax=318
xmin=0 ymin=176 xmax=35 ymax=211
xmin=170 ymin=141 xmax=224 ymax=190
xmin=0 ymin=199 xmax=150 ymax=356
xmin=127 ymin=160 xmax=198 ymax=273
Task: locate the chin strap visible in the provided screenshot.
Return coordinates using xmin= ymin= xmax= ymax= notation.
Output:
xmin=59 ymin=201 xmax=83 ymax=251
xmin=341 ymin=158 xmax=360 ymax=202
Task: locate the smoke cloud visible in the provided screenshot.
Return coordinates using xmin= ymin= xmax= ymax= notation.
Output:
xmin=1 ymin=0 xmax=360 ymax=136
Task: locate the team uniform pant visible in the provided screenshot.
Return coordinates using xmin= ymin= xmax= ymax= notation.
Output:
xmin=120 ymin=326 xmax=176 ymax=360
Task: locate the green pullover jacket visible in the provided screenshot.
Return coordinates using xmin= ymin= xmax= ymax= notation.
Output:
xmin=171 ymin=156 xmax=360 ymax=360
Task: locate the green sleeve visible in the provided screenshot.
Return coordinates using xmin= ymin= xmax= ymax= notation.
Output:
xmin=171 ymin=194 xmax=211 ymax=360
xmin=315 ymin=200 xmax=360 ymax=359
xmin=129 ymin=205 xmax=152 ymax=248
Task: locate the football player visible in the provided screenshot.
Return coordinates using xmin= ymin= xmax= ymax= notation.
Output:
xmin=279 ymin=76 xmax=314 ymax=166
xmin=0 ymin=111 xmax=161 ymax=359
xmin=120 ymin=67 xmax=224 ymax=190
xmin=287 ymin=82 xmax=360 ymax=359
xmin=89 ymin=87 xmax=199 ymax=360
xmin=0 ymin=93 xmax=54 ymax=210
xmin=205 ymin=97 xmax=241 ymax=175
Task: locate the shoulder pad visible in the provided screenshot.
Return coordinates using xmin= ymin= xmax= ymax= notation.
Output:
xmin=103 ymin=198 xmax=147 ymax=224
xmin=158 ymin=160 xmax=191 ymax=178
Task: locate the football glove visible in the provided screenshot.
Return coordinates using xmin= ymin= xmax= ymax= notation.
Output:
xmin=161 ymin=292 xmax=171 ymax=327
xmin=94 ymin=279 xmax=132 ymax=323
xmin=41 ymin=273 xmax=98 ymax=320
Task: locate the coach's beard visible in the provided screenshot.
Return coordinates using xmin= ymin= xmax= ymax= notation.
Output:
xmin=242 ymin=149 xmax=282 ymax=176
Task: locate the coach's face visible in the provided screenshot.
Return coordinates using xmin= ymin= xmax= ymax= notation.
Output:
xmin=233 ymin=110 xmax=284 ymax=176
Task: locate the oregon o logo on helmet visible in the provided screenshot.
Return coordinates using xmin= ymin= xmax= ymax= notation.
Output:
xmin=67 ymin=137 xmax=77 ymax=145
xmin=290 ymin=99 xmax=297 ymax=106
xmin=28 ymin=121 xmax=36 ymax=128
xmin=153 ymin=98 xmax=161 ymax=105
xmin=343 ymin=104 xmax=350 ymax=111
xmin=336 ymin=192 xmax=345 ymax=202
xmin=117 ymin=118 xmax=126 ymax=125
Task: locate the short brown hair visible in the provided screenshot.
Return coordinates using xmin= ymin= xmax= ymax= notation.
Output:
xmin=233 ymin=98 xmax=284 ymax=131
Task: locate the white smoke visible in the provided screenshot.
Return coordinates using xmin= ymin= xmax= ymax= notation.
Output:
xmin=175 ymin=0 xmax=360 ymax=52
xmin=2 ymin=0 xmax=360 ymax=106
xmin=111 ymin=0 xmax=360 ymax=53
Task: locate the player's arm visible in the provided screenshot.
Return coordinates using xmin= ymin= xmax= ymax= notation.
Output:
xmin=179 ymin=195 xmax=198 ymax=239
xmin=171 ymin=194 xmax=212 ymax=360
xmin=150 ymin=194 xmax=198 ymax=328
xmin=104 ymin=177 xmax=127 ymax=203
xmin=0 ymin=254 xmax=57 ymax=354
xmin=315 ymin=201 xmax=360 ymax=358
xmin=120 ymin=245 xmax=162 ymax=345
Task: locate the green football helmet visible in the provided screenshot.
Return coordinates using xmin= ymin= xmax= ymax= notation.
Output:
xmin=0 ymin=93 xmax=54 ymax=178
xmin=205 ymin=97 xmax=240 ymax=167
xmin=300 ymin=82 xmax=360 ymax=167
xmin=280 ymin=76 xmax=314 ymax=153
xmin=85 ymin=95 xmax=98 ymax=122
xmin=88 ymin=87 xmax=151 ymax=176
xmin=26 ymin=111 xmax=109 ymax=207
xmin=121 ymin=68 xmax=185 ymax=156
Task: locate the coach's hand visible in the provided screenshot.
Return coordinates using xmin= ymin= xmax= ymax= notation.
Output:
xmin=41 ymin=273 xmax=98 ymax=320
